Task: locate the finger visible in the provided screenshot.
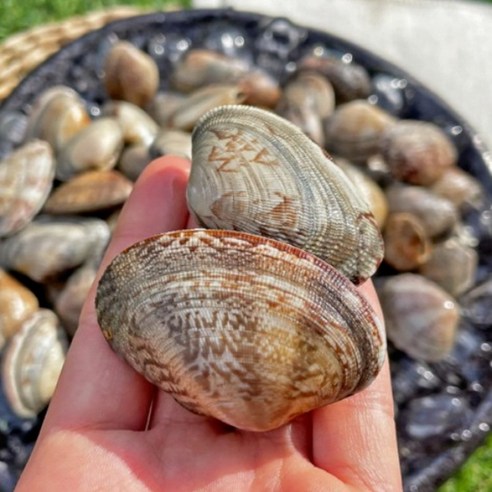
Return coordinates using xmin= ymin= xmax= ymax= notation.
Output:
xmin=42 ymin=157 xmax=192 ymax=433
xmin=312 ymin=281 xmax=402 ymax=491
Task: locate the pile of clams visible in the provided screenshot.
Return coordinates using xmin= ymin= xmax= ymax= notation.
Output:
xmin=0 ymin=11 xmax=491 ymax=488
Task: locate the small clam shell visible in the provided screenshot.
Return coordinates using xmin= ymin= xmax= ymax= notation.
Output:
xmin=188 ymin=105 xmax=384 ymax=284
xmin=298 ymin=55 xmax=372 ymax=103
xmin=383 ymin=213 xmax=432 ymax=271
xmin=149 ymin=129 xmax=192 ymax=160
xmin=0 ymin=140 xmax=55 ymax=237
xmin=324 ymin=100 xmax=395 ymax=162
xmin=0 ymin=269 xmax=39 ymax=348
xmin=380 ymin=120 xmax=457 ymax=185
xmin=24 ymin=86 xmax=91 ymax=151
xmin=386 ymin=184 xmax=459 ymax=239
xmin=418 ymin=238 xmax=478 ymax=297
xmin=103 ymin=101 xmax=159 ymax=147
xmin=56 ymin=118 xmax=124 ymax=181
xmin=96 ymin=229 xmax=385 ymax=432
xmin=378 ymin=273 xmax=459 ymax=362
xmin=171 ymin=49 xmax=249 ymax=93
xmin=168 ymin=84 xmax=247 ymax=131
xmin=431 ymin=167 xmax=484 ymax=211
xmin=0 ymin=217 xmax=110 ymax=282
xmin=117 ymin=144 xmax=151 ymax=182
xmin=2 ymin=309 xmax=68 ymax=418
xmin=43 ymin=170 xmax=133 ymax=215
xmin=146 ymin=91 xmax=187 ymax=127
xmin=237 ymin=69 xmax=281 ymax=108
xmin=104 ymin=41 xmax=159 ymax=107
xmin=336 ymin=158 xmax=388 ymax=228
xmin=277 ymin=72 xmax=335 ymax=146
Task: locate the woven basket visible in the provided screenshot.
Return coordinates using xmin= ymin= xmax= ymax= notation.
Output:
xmin=0 ymin=6 xmax=148 ymax=100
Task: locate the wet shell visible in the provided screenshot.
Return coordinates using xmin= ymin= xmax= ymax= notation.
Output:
xmin=149 ymin=129 xmax=192 ymax=160
xmin=386 ymin=184 xmax=459 ymax=238
xmin=168 ymin=84 xmax=247 ymax=131
xmin=378 ymin=274 xmax=459 ymax=362
xmin=298 ymin=55 xmax=372 ymax=103
xmin=0 ymin=140 xmax=55 ymax=237
xmin=383 ymin=213 xmax=432 ymax=271
xmin=237 ymin=69 xmax=281 ymax=108
xmin=380 ymin=120 xmax=457 ymax=186
xmin=188 ymin=105 xmax=384 ymax=284
xmin=324 ymin=100 xmax=395 ymax=162
xmin=0 ymin=217 xmax=110 ymax=282
xmin=118 ymin=144 xmax=152 ymax=182
xmin=171 ymin=49 xmax=249 ymax=93
xmin=103 ymin=101 xmax=159 ymax=147
xmin=43 ymin=170 xmax=133 ymax=215
xmin=56 ymin=118 xmax=124 ymax=181
xmin=24 ymin=86 xmax=91 ymax=151
xmin=418 ymin=238 xmax=478 ymax=297
xmin=95 ymin=229 xmax=386 ymax=432
xmin=0 ymin=269 xmax=39 ymax=349
xmin=431 ymin=167 xmax=484 ymax=211
xmin=2 ymin=309 xmax=68 ymax=418
xmin=104 ymin=41 xmax=159 ymax=107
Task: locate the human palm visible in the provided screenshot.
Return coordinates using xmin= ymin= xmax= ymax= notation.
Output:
xmin=17 ymin=157 xmax=402 ymax=491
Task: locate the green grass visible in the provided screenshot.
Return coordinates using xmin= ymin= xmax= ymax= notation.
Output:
xmin=0 ymin=0 xmax=190 ymax=42
xmin=0 ymin=0 xmax=491 ymax=490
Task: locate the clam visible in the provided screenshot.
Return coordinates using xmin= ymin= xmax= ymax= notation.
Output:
xmin=0 ymin=139 xmax=55 ymax=237
xmin=43 ymin=170 xmax=133 ymax=215
xmin=146 ymin=91 xmax=187 ymax=127
xmin=95 ymin=229 xmax=386 ymax=432
xmin=2 ymin=309 xmax=68 ymax=418
xmin=277 ymin=72 xmax=335 ymax=146
xmin=104 ymin=41 xmax=159 ymax=108
xmin=149 ymin=129 xmax=192 ymax=160
xmin=0 ymin=217 xmax=110 ymax=282
xmin=103 ymin=101 xmax=159 ymax=147
xmin=237 ymin=69 xmax=281 ymax=108
xmin=298 ymin=55 xmax=372 ymax=103
xmin=386 ymin=184 xmax=459 ymax=239
xmin=56 ymin=118 xmax=124 ymax=181
xmin=418 ymin=238 xmax=478 ymax=297
xmin=24 ymin=86 xmax=91 ymax=151
xmin=188 ymin=105 xmax=384 ymax=284
xmin=324 ymin=100 xmax=395 ymax=162
xmin=118 ymin=144 xmax=152 ymax=182
xmin=378 ymin=274 xmax=460 ymax=362
xmin=0 ymin=269 xmax=39 ymax=349
xmin=168 ymin=84 xmax=247 ymax=132
xmin=431 ymin=167 xmax=484 ymax=211
xmin=380 ymin=120 xmax=457 ymax=186
xmin=336 ymin=158 xmax=388 ymax=228
xmin=383 ymin=213 xmax=432 ymax=271
xmin=171 ymin=49 xmax=249 ymax=93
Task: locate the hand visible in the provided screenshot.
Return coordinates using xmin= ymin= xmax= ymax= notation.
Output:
xmin=17 ymin=156 xmax=402 ymax=491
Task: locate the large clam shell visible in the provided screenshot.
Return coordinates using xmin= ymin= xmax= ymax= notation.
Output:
xmin=188 ymin=105 xmax=384 ymax=284
xmin=96 ymin=229 xmax=385 ymax=432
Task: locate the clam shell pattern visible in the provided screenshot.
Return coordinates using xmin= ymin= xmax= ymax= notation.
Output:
xmin=96 ymin=229 xmax=385 ymax=432
xmin=188 ymin=105 xmax=384 ymax=284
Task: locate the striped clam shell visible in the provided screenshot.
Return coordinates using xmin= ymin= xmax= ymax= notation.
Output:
xmin=188 ymin=105 xmax=384 ymax=284
xmin=96 ymin=229 xmax=385 ymax=432
xmin=0 ymin=140 xmax=55 ymax=237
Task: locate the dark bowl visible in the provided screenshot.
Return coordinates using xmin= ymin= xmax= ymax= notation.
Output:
xmin=0 ymin=9 xmax=491 ymax=492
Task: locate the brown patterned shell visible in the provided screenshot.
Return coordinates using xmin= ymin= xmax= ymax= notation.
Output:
xmin=95 ymin=229 xmax=386 ymax=432
xmin=188 ymin=105 xmax=384 ymax=284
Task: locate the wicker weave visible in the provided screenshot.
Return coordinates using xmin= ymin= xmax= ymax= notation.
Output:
xmin=0 ymin=6 xmax=149 ymax=101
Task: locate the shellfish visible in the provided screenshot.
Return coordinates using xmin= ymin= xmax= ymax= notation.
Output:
xmin=188 ymin=105 xmax=384 ymax=284
xmin=96 ymin=229 xmax=385 ymax=432
xmin=2 ymin=309 xmax=68 ymax=418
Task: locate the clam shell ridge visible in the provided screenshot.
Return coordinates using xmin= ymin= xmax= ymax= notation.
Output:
xmin=188 ymin=105 xmax=384 ymax=284
xmin=95 ymin=229 xmax=385 ymax=432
